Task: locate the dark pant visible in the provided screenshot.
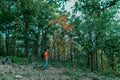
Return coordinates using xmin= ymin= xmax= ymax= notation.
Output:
xmin=43 ymin=59 xmax=48 ymax=70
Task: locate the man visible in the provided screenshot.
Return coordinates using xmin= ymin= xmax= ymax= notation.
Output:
xmin=43 ymin=49 xmax=48 ymax=70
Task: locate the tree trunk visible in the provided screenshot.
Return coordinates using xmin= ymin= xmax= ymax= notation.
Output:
xmin=111 ymin=51 xmax=115 ymax=73
xmin=70 ymin=43 xmax=73 ymax=67
xmin=34 ymin=40 xmax=39 ymax=55
xmin=13 ymin=24 xmax=17 ymax=56
xmin=95 ymin=31 xmax=100 ymax=70
xmin=25 ymin=23 xmax=29 ymax=57
xmin=87 ymin=53 xmax=90 ymax=68
xmin=40 ymin=28 xmax=44 ymax=54
xmin=53 ymin=34 xmax=55 ymax=60
xmin=90 ymin=53 xmax=94 ymax=72
xmin=38 ymin=28 xmax=42 ymax=55
xmin=95 ymin=52 xmax=98 ymax=70
xmin=101 ymin=51 xmax=103 ymax=73
xmin=41 ymin=28 xmax=46 ymax=54
xmin=88 ymin=29 xmax=94 ymax=72
xmin=62 ymin=43 xmax=66 ymax=61
xmin=5 ymin=28 xmax=9 ymax=56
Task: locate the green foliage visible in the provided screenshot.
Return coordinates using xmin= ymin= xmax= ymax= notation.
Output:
xmin=8 ymin=56 xmax=29 ymax=63
xmin=92 ymin=77 xmax=99 ymax=80
xmin=0 ymin=37 xmax=5 ymax=56
xmin=60 ymin=61 xmax=72 ymax=68
xmin=62 ymin=70 xmax=74 ymax=76
xmin=62 ymin=69 xmax=82 ymax=80
xmin=0 ymin=0 xmax=59 ymax=56
xmin=50 ymin=61 xmax=61 ymax=68
xmin=102 ymin=70 xmax=115 ymax=77
xmin=71 ymin=0 xmax=120 ymax=73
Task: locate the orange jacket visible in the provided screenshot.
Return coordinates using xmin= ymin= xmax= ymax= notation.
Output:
xmin=44 ymin=51 xmax=48 ymax=59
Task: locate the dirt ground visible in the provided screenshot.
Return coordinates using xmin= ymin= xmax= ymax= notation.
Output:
xmin=0 ymin=56 xmax=120 ymax=80
xmin=0 ymin=63 xmax=120 ymax=80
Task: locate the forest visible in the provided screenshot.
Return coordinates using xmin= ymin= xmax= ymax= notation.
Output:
xmin=0 ymin=0 xmax=120 ymax=80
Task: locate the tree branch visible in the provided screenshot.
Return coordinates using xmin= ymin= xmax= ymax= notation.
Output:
xmin=100 ymin=0 xmax=119 ymax=10
xmin=81 ymin=0 xmax=119 ymax=11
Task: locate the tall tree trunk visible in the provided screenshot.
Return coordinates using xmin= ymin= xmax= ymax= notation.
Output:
xmin=111 ymin=51 xmax=115 ymax=73
xmin=101 ymin=51 xmax=103 ymax=73
xmin=90 ymin=53 xmax=94 ymax=72
xmin=63 ymin=45 xmax=66 ymax=61
xmin=13 ymin=24 xmax=17 ymax=56
xmin=41 ymin=28 xmax=46 ymax=53
xmin=38 ymin=29 xmax=42 ymax=55
xmin=95 ymin=31 xmax=100 ymax=70
xmin=5 ymin=26 xmax=9 ymax=56
xmin=62 ymin=29 xmax=66 ymax=61
xmin=34 ymin=40 xmax=39 ymax=55
xmin=41 ymin=28 xmax=44 ymax=54
xmin=88 ymin=29 xmax=94 ymax=72
xmin=70 ymin=43 xmax=73 ymax=67
xmin=95 ymin=53 xmax=98 ymax=70
xmin=25 ymin=23 xmax=29 ymax=57
xmin=53 ymin=34 xmax=57 ymax=61
xmin=33 ymin=29 xmax=39 ymax=56
xmin=57 ymin=46 xmax=60 ymax=61
xmin=87 ymin=53 xmax=90 ymax=68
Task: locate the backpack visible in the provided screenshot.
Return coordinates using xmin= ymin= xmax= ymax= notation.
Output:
xmin=41 ymin=52 xmax=44 ymax=59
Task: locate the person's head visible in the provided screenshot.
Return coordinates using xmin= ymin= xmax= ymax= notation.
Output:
xmin=44 ymin=48 xmax=48 ymax=51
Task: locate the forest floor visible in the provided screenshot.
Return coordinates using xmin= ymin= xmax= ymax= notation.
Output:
xmin=0 ymin=59 xmax=120 ymax=80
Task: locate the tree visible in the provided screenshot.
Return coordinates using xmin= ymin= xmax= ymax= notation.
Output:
xmin=72 ymin=0 xmax=120 ymax=72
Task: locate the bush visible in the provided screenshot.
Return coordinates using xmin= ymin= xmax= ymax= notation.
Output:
xmin=8 ymin=56 xmax=29 ymax=64
xmin=49 ymin=61 xmax=61 ymax=68
xmin=92 ymin=77 xmax=99 ymax=80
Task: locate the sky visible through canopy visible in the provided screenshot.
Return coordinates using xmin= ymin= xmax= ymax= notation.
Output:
xmin=65 ymin=0 xmax=81 ymax=16
xmin=65 ymin=0 xmax=120 ymax=18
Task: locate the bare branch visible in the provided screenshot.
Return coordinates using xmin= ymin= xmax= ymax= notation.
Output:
xmin=100 ymin=0 xmax=119 ymax=10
